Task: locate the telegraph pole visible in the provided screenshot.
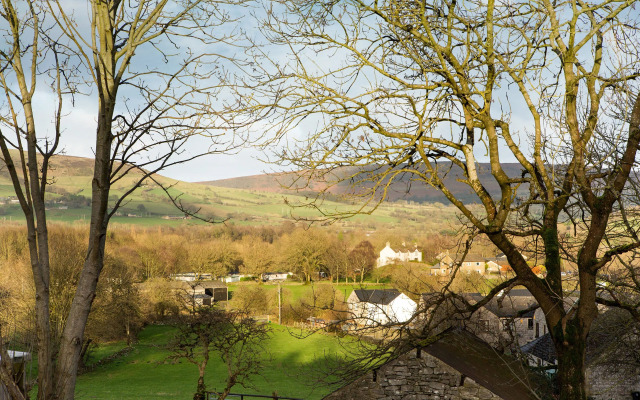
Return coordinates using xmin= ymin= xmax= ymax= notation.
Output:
xmin=278 ymin=283 xmax=282 ymax=325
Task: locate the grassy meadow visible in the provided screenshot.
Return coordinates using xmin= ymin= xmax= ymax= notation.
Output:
xmin=74 ymin=324 xmax=350 ymax=400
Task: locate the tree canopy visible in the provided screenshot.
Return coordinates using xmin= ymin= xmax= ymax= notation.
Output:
xmin=245 ymin=1 xmax=640 ymax=398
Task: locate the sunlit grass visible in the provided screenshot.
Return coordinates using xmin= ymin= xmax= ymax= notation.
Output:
xmin=75 ymin=324 xmax=351 ymax=400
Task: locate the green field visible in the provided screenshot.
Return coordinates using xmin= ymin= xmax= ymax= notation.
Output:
xmin=228 ymin=281 xmax=390 ymax=304
xmin=0 ymin=152 xmax=469 ymax=232
xmin=74 ymin=324 xmax=350 ymax=400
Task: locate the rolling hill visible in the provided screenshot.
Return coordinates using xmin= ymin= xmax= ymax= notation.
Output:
xmin=199 ymin=163 xmax=527 ymax=204
xmin=0 ymin=152 xmax=474 ymax=231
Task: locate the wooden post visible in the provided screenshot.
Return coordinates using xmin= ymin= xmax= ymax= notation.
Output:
xmin=278 ymin=284 xmax=282 ymax=325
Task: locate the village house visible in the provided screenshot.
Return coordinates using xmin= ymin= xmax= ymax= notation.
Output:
xmin=376 ymin=242 xmax=422 ymax=267
xmin=430 ymin=251 xmax=516 ymax=277
xmin=418 ymin=288 xmax=549 ymax=351
xmin=522 ymin=308 xmax=640 ymax=399
xmin=323 ymin=328 xmax=550 ymax=400
xmin=347 ymin=289 xmax=417 ymax=325
xmin=464 ymin=289 xmax=548 ymax=348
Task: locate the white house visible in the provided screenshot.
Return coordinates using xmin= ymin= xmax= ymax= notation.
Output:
xmin=377 ymin=242 xmax=422 ymax=267
xmin=347 ymin=289 xmax=417 ymax=325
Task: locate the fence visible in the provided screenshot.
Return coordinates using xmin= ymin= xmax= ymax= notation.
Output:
xmin=206 ymin=392 xmax=303 ymax=400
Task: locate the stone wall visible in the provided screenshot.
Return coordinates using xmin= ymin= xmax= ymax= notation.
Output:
xmin=323 ymin=348 xmax=501 ymax=400
xmin=586 ymin=362 xmax=640 ymax=400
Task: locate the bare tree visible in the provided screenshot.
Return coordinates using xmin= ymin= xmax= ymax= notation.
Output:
xmin=244 ymin=1 xmax=640 ymax=398
xmin=0 ymin=0 xmax=249 ymax=398
xmin=169 ymin=303 xmax=271 ymax=400
xmin=349 ymin=240 xmax=376 ymax=283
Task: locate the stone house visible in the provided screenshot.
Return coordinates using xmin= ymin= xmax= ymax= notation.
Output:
xmin=464 ymin=288 xmax=548 ymax=347
xmin=522 ymin=309 xmax=640 ymax=400
xmin=431 ymin=252 xmax=500 ymax=276
xmin=418 ymin=288 xmax=548 ymax=350
xmin=377 ymin=242 xmax=422 ymax=267
xmin=347 ymin=289 xmax=417 ymax=325
xmin=323 ymin=328 xmax=550 ymax=400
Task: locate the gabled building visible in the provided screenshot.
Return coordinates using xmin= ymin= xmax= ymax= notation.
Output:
xmin=347 ymin=289 xmax=417 ymax=325
xmin=464 ymin=288 xmax=548 ymax=347
xmin=376 ymin=242 xmax=422 ymax=267
xmin=522 ymin=308 xmax=640 ymax=400
xmin=323 ymin=328 xmax=551 ymax=400
xmin=432 ymin=251 xmax=510 ymax=276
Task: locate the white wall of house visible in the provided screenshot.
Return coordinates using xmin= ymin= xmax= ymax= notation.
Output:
xmin=377 ymin=243 xmax=423 ymax=267
xmin=347 ymin=291 xmax=417 ymax=325
xmin=388 ymin=294 xmax=418 ymax=323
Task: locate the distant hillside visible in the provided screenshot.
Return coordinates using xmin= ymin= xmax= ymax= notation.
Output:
xmin=0 ymin=152 xmax=471 ymax=231
xmin=199 ymin=163 xmax=526 ymax=204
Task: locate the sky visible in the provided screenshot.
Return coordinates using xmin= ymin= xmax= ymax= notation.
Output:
xmin=18 ymin=0 xmax=277 ymax=183
xmin=14 ymin=0 xmax=631 ymax=185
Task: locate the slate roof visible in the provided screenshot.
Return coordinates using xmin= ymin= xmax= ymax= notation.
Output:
xmin=521 ymin=334 xmax=556 ymax=364
xmin=424 ymin=328 xmax=551 ymax=400
xmin=352 ymin=289 xmax=401 ymax=305
xmin=521 ymin=308 xmax=639 ymax=366
xmin=465 ymin=291 xmax=539 ymax=319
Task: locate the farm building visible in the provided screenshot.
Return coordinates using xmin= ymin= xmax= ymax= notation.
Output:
xmin=170 ymin=280 xmax=228 ymax=305
xmin=323 ymin=328 xmax=549 ymax=400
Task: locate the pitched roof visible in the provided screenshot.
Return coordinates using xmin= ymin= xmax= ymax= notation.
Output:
xmin=521 ymin=334 xmax=556 ymax=364
xmin=522 ymin=308 xmax=639 ymax=366
xmin=424 ymin=329 xmax=550 ymax=399
xmin=352 ymin=289 xmax=401 ymax=305
xmin=465 ymin=291 xmax=539 ymax=319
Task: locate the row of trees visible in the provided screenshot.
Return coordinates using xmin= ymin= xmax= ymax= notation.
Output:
xmin=0 ymin=223 xmax=409 ymax=282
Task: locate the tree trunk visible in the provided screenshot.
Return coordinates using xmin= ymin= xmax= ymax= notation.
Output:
xmin=0 ymin=345 xmax=26 ymax=400
xmin=53 ymin=37 xmax=116 ymax=396
xmin=194 ymin=374 xmax=206 ymax=400
xmin=553 ymin=326 xmax=588 ymax=400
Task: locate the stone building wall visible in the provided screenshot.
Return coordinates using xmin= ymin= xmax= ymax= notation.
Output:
xmin=586 ymin=362 xmax=640 ymax=400
xmin=323 ymin=348 xmax=501 ymax=400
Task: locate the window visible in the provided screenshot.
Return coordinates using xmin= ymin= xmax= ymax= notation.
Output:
xmin=528 ymin=318 xmax=534 ymax=330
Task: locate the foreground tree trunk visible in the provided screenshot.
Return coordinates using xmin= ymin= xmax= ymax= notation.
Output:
xmin=1 ymin=0 xmax=247 ymax=397
xmin=555 ymin=333 xmax=588 ymax=400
